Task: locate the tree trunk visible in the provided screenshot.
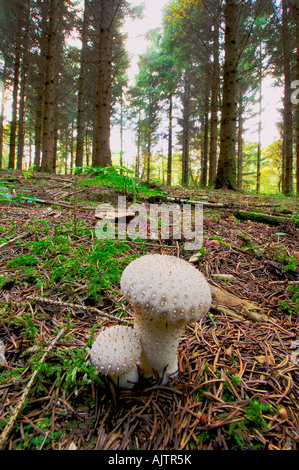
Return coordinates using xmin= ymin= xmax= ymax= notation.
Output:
xmin=34 ymin=10 xmax=47 ymax=171
xmin=296 ymin=3 xmax=299 ymax=193
xmin=282 ymin=0 xmax=293 ymax=194
xmin=182 ymin=72 xmax=190 ymax=187
xmin=41 ymin=0 xmax=58 ymax=173
xmin=135 ymin=111 xmax=141 ymax=178
xmin=8 ymin=4 xmax=23 ymax=170
xmin=167 ymin=94 xmax=173 ymax=186
xmin=208 ymin=2 xmax=220 ymax=186
xmin=146 ymin=132 xmax=152 ymax=185
xmin=256 ymin=44 xmax=262 ymax=194
xmin=200 ymin=74 xmax=210 ymax=187
xmin=76 ymin=0 xmax=89 ymax=169
xmin=93 ymin=0 xmax=114 ymax=168
xmin=0 ymin=63 xmax=7 ymax=169
xmin=17 ymin=2 xmax=31 ymax=171
xmin=215 ymin=0 xmax=238 ymax=190
xmin=237 ymin=95 xmax=243 ymax=189
xmin=52 ymin=102 xmax=59 ymax=173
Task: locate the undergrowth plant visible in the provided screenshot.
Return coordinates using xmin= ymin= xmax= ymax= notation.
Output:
xmin=75 ymin=165 xmax=167 ymax=202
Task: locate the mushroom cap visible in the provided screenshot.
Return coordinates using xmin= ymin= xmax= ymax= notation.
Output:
xmin=90 ymin=325 xmax=141 ymax=376
xmin=120 ymin=254 xmax=212 ymax=323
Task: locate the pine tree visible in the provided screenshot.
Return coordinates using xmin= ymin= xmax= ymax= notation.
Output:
xmin=215 ymin=0 xmax=238 ymax=189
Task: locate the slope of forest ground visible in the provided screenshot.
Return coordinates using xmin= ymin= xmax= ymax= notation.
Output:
xmin=0 ymin=169 xmax=298 ymax=451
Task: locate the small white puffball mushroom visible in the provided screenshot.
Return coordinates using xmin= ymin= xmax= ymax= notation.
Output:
xmin=120 ymin=254 xmax=212 ymax=384
xmin=90 ymin=325 xmax=141 ymax=389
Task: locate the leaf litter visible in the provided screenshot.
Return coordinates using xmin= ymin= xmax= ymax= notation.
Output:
xmin=0 ymin=171 xmax=298 ymax=450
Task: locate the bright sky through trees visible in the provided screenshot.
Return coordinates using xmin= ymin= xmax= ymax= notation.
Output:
xmin=112 ymin=0 xmax=283 ymax=162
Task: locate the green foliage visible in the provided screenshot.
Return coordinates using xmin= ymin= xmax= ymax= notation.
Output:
xmin=75 ymin=165 xmax=166 ymax=201
xmin=274 ymin=247 xmax=299 ymax=272
xmin=7 ymin=254 xmax=39 ymax=268
xmin=243 ymin=400 xmax=272 ymax=429
xmin=288 ymin=285 xmax=299 ymax=314
xmin=32 ymin=345 xmax=103 ymax=395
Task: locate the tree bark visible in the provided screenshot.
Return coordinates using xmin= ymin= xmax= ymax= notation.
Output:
xmin=296 ymin=3 xmax=299 ymax=193
xmin=282 ymin=0 xmax=293 ymax=194
xmin=0 ymin=62 xmax=7 ymax=169
xmin=93 ymin=0 xmax=114 ymax=168
xmin=182 ymin=72 xmax=190 ymax=187
xmin=256 ymin=44 xmax=262 ymax=194
xmin=8 ymin=3 xmax=24 ymax=170
xmin=167 ymin=94 xmax=173 ymax=186
xmin=200 ymin=74 xmax=210 ymax=187
xmin=237 ymin=95 xmax=243 ymax=189
xmin=76 ymin=0 xmax=89 ymax=169
xmin=41 ymin=0 xmax=58 ymax=173
xmin=17 ymin=1 xmax=31 ymax=171
xmin=215 ymin=0 xmax=238 ymax=189
xmin=34 ymin=10 xmax=47 ymax=171
xmin=208 ymin=3 xmax=220 ymax=186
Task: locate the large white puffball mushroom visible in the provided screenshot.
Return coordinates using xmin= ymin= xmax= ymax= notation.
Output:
xmin=120 ymin=254 xmax=212 ymax=384
xmin=90 ymin=325 xmax=141 ymax=389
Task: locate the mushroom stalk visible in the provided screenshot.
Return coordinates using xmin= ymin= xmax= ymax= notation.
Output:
xmin=134 ymin=314 xmax=185 ymax=384
xmin=120 ymin=254 xmax=212 ymax=385
xmin=111 ymin=366 xmax=139 ymax=389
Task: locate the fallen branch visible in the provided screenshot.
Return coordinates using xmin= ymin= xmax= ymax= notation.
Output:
xmin=233 ymin=210 xmax=299 ymax=228
xmin=0 ymin=327 xmax=65 ymax=450
xmin=209 ymin=283 xmax=270 ymax=322
xmin=27 ymin=296 xmax=133 ymax=324
xmin=0 ymin=232 xmax=31 ymax=250
xmin=20 ymin=196 xmax=73 ymax=209
xmin=165 ymin=196 xmax=226 ymax=208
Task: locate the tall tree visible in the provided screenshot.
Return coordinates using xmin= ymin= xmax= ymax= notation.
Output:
xmin=208 ymin=0 xmax=220 ymax=186
xmin=17 ymin=0 xmax=31 ymax=170
xmin=215 ymin=0 xmax=238 ymax=189
xmin=295 ymin=0 xmax=299 ymax=193
xmin=41 ymin=0 xmax=60 ymax=173
xmin=282 ymin=0 xmax=293 ymax=194
xmin=181 ymin=71 xmax=191 ymax=187
xmin=256 ymin=43 xmax=263 ymax=193
xmin=93 ymin=0 xmax=114 ymax=167
xmin=8 ymin=1 xmax=24 ymax=169
xmin=75 ymin=0 xmax=89 ymax=169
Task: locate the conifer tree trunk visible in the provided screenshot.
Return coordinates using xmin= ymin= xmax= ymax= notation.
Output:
xmin=167 ymin=94 xmax=173 ymax=186
xmin=94 ymin=0 xmax=114 ymax=168
xmin=76 ymin=0 xmax=89 ymax=169
xmin=200 ymin=74 xmax=210 ymax=187
xmin=295 ymin=2 xmax=299 ymax=193
xmin=237 ymin=95 xmax=243 ymax=189
xmin=182 ymin=73 xmax=190 ymax=187
xmin=282 ymin=0 xmax=293 ymax=194
xmin=256 ymin=45 xmax=262 ymax=194
xmin=8 ymin=3 xmax=24 ymax=169
xmin=34 ymin=11 xmax=47 ymax=171
xmin=41 ymin=0 xmax=58 ymax=173
xmin=17 ymin=1 xmax=31 ymax=171
xmin=0 ymin=62 xmax=7 ymax=169
xmin=215 ymin=0 xmax=238 ymax=189
xmin=208 ymin=1 xmax=219 ymax=186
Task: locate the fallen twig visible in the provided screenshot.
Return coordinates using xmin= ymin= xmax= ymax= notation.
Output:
xmin=27 ymin=296 xmax=133 ymax=324
xmin=0 ymin=232 xmax=31 ymax=250
xmin=234 ymin=210 xmax=299 ymax=228
xmin=209 ymin=283 xmax=270 ymax=323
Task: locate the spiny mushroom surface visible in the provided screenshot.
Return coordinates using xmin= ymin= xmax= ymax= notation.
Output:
xmin=90 ymin=325 xmax=141 ymax=389
xmin=120 ymin=254 xmax=212 ymax=384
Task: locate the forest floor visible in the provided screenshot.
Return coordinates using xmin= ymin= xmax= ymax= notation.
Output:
xmin=0 ymin=169 xmax=298 ymax=451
